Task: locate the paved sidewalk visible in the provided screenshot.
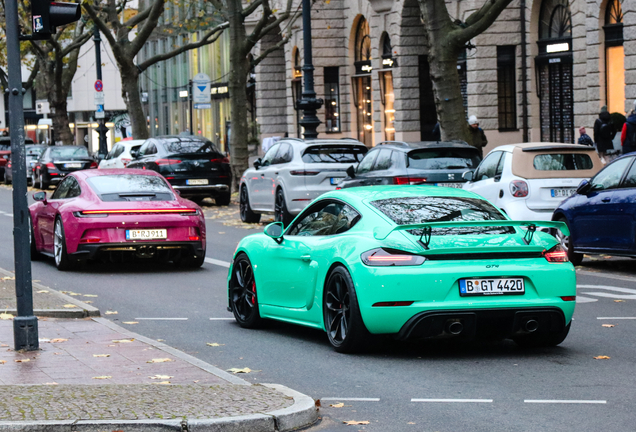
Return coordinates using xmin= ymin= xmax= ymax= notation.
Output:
xmin=0 ymin=316 xmax=317 ymax=431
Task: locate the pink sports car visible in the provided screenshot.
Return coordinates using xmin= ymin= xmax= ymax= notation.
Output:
xmin=29 ymin=169 xmax=206 ymax=270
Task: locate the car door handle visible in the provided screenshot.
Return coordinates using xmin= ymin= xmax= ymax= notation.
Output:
xmin=300 ymin=254 xmax=311 ymax=262
xmin=499 ymin=190 xmax=504 ymax=198
xmin=261 ymin=174 xmax=265 ymax=177
xmin=601 ymin=197 xmax=611 ymax=202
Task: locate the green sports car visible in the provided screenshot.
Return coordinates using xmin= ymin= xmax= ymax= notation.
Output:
xmin=227 ymin=186 xmax=576 ymax=353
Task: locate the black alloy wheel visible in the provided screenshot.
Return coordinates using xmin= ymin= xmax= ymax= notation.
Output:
xmin=53 ymin=217 xmax=75 ymax=271
xmin=230 ymin=253 xmax=262 ymax=328
xmin=274 ymin=188 xmax=293 ymax=226
xmin=323 ymin=266 xmax=370 ymax=353
xmin=555 ymin=217 xmax=582 ymax=266
xmin=39 ymin=171 xmax=50 ymax=190
xmin=29 ymin=216 xmax=41 ymax=261
xmin=239 ymin=186 xmax=261 ymax=223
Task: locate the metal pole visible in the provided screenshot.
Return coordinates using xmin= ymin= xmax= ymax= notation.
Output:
xmin=189 ymin=80 xmax=193 ymax=134
xmin=94 ymin=27 xmax=109 ymax=156
xmin=297 ymin=0 xmax=323 ymax=139
xmin=6 ymin=0 xmax=38 ymax=351
xmin=520 ymin=0 xmax=529 ymax=143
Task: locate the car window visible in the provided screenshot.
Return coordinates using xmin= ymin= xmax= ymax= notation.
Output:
xmin=164 ymin=140 xmax=217 ymax=154
xmin=533 ymin=153 xmax=593 ymax=171
xmin=272 ymin=143 xmax=293 ymax=164
xmin=261 ymin=144 xmax=280 ymax=167
xmin=65 ymin=177 xmax=82 ymax=198
xmin=114 ymin=145 xmax=126 ymax=158
xmin=371 ymin=196 xmax=513 ymax=235
xmin=145 ymin=143 xmax=157 ymax=155
xmin=49 ymin=147 xmax=89 ymax=159
xmin=51 ymin=177 xmax=74 ymax=199
xmin=302 ymin=146 xmax=367 ymax=164
xmin=408 ymin=148 xmax=481 ymax=170
xmin=591 ymin=157 xmax=633 ymax=191
xmin=621 ymin=158 xmax=636 ymax=188
xmin=495 ymin=152 xmax=506 ymax=178
xmin=356 ymin=151 xmax=378 ymax=175
xmin=372 ymin=149 xmax=394 ymax=171
xmin=288 ymin=201 xmax=361 ymax=236
xmin=105 ymin=145 xmax=119 ymax=160
xmin=473 ymin=152 xmax=503 ymax=181
xmin=87 ymin=174 xmax=175 ymax=202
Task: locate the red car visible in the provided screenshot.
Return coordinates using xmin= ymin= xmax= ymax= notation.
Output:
xmin=29 ymin=169 xmax=206 ymax=270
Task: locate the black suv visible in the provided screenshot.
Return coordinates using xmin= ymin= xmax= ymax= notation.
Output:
xmin=339 ymin=141 xmax=482 ymax=189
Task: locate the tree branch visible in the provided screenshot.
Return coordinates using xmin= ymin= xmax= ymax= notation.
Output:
xmin=128 ymin=0 xmax=165 ymax=56
xmin=123 ymin=2 xmax=154 ymax=29
xmin=251 ymin=31 xmax=291 ymax=68
xmin=24 ymin=61 xmax=40 ymax=90
xmin=241 ymin=0 xmax=263 ymax=18
xmin=83 ymin=3 xmax=118 ymax=47
xmin=61 ymin=30 xmax=93 ymax=57
xmin=456 ymin=0 xmax=513 ymax=43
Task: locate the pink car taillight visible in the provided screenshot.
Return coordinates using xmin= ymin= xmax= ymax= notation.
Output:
xmin=79 ymin=237 xmax=101 ymax=244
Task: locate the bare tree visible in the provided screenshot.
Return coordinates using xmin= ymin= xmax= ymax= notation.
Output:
xmin=418 ymin=0 xmax=514 ymax=142
xmin=83 ymin=0 xmax=228 ymax=140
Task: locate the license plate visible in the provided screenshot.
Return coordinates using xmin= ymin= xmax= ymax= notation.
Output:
xmin=125 ymin=229 xmax=167 ymax=240
xmin=459 ymin=278 xmax=525 ymax=296
xmin=551 ymin=188 xmax=575 ymax=198
xmin=331 ymin=177 xmax=345 ymax=185
xmin=186 ymin=179 xmax=209 ymax=185
xmin=435 ymin=182 xmax=463 ymax=188
xmin=64 ymin=163 xmax=82 ymax=168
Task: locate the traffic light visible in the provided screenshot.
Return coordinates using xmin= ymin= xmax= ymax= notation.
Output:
xmin=31 ymin=1 xmax=81 ymax=37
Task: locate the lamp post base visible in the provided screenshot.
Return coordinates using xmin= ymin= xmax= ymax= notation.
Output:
xmin=13 ymin=316 xmax=39 ymax=351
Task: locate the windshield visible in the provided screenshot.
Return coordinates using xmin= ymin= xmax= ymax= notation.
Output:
xmin=26 ymin=146 xmax=45 ymax=157
xmin=408 ymin=148 xmax=481 ymax=170
xmin=302 ymin=146 xmax=367 ymax=164
xmin=50 ymin=147 xmax=90 ymax=159
xmin=164 ymin=140 xmax=218 ymax=154
xmin=87 ymin=174 xmax=175 ymax=202
xmin=533 ymin=153 xmax=593 ymax=171
xmin=371 ymin=196 xmax=513 ymax=235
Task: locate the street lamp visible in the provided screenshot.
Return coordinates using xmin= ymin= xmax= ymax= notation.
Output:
xmin=93 ymin=27 xmax=109 ymax=157
xmin=297 ymin=0 xmax=323 ymax=139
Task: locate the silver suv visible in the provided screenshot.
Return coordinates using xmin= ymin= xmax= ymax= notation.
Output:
xmin=239 ymin=138 xmax=367 ymax=224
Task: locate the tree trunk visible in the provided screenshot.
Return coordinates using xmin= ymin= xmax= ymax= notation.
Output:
xmin=51 ymin=100 xmax=74 ymax=145
xmin=120 ymin=66 xmax=149 ymax=140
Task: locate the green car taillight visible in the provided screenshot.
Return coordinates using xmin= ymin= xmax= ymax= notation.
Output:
xmin=543 ymin=244 xmax=569 ymax=263
xmin=361 ymin=248 xmax=426 ymax=266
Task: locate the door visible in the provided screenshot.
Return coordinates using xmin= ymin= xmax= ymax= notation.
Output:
xmin=365 ymin=149 xmax=396 ymax=185
xmin=610 ymin=157 xmax=636 ymax=251
xmin=251 ymin=144 xmax=280 ymax=209
xmin=38 ymin=177 xmax=74 ymax=250
xmin=346 ymin=150 xmax=378 ymax=187
xmin=539 ymin=60 xmax=574 ymax=143
xmin=418 ymin=55 xmax=438 ymax=141
xmin=463 ymin=151 xmax=504 ymax=203
xmin=263 ymin=143 xmax=292 ymax=210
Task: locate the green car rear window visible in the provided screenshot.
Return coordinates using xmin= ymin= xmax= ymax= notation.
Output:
xmin=533 ymin=153 xmax=593 ymax=170
xmin=371 ymin=196 xmax=513 ymax=235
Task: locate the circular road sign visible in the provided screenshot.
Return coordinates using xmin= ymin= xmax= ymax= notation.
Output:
xmin=94 ymin=80 xmax=103 ymax=92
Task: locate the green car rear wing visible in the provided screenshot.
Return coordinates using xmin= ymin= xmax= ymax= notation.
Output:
xmin=373 ymin=220 xmax=569 ymax=249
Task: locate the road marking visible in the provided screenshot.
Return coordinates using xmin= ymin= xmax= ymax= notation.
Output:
xmin=577 ymin=269 xmax=636 ymax=283
xmin=205 ymin=257 xmax=231 ymax=268
xmin=579 ymin=285 xmax=636 ymax=294
xmin=524 ymin=400 xmax=606 ymax=404
xmin=321 ymin=398 xmax=381 ymax=402
xmin=411 ymin=399 xmax=493 ymax=403
xmin=597 ymin=317 xmax=636 ymax=320
xmin=578 ymin=285 xmax=636 ymax=300
xmin=3 ymin=214 xmax=12 ymax=217
xmin=209 ymin=318 xmax=234 ymax=321
xmin=582 ymin=292 xmax=636 ymax=300
xmin=576 ymin=295 xmax=598 ymax=303
xmin=134 ymin=318 xmax=188 ymax=320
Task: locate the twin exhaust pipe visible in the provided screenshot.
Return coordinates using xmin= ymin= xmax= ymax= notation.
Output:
xmin=443 ymin=318 xmax=539 ymax=335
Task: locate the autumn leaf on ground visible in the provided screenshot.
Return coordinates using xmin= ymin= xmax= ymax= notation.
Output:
xmin=1 ymin=276 xmax=15 ymax=280
xmin=67 ymin=292 xmax=81 ymax=296
xmin=44 ymin=382 xmax=58 ymax=385
xmin=147 ymin=358 xmax=173 ymax=363
xmin=36 ymin=290 xmax=49 ymax=293
xmin=594 ymin=355 xmax=611 ymax=360
xmin=407 ymin=422 xmax=416 ymax=425
xmin=83 ymin=294 xmax=98 ymax=297
xmin=105 ymin=311 xmax=118 ymax=315
xmin=227 ymin=367 xmax=252 ymax=374
xmin=330 ymin=403 xmax=345 ymax=408
xmin=63 ymin=304 xmax=78 ymax=308
xmin=614 ymin=300 xmax=624 ymax=303
xmin=602 ymin=324 xmax=615 ymax=328
xmin=343 ymin=420 xmax=370 ymax=425
xmin=50 ymin=338 xmax=68 ymax=343
xmin=112 ymin=339 xmax=134 ymax=343
xmin=0 ymin=360 xmax=6 ymax=364
xmin=84 ymin=301 xmax=93 ymax=304
xmin=149 ymin=375 xmax=173 ymax=379
xmin=15 ymin=359 xmax=30 ymax=363
xmin=153 ymin=381 xmax=171 ymax=385
xmin=92 ymin=376 xmax=112 ymax=380
xmin=0 ymin=313 xmax=14 ymax=320
xmin=206 ymin=343 xmax=224 ymax=347
xmin=122 ymin=322 xmax=138 ymax=325
xmin=93 ymin=354 xmax=110 ymax=357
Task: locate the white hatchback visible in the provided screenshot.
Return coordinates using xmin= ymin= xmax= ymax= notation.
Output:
xmin=98 ymin=140 xmax=145 ymax=169
xmin=239 ymin=138 xmax=367 ymax=224
xmin=462 ymin=143 xmax=603 ymax=221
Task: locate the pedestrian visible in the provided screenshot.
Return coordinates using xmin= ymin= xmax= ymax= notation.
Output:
xmin=620 ymin=101 xmax=636 ymax=155
xmin=577 ymin=127 xmax=594 ymax=147
xmin=593 ymin=106 xmax=616 ymax=162
xmin=467 ymin=115 xmax=487 ymax=157
xmin=431 ymin=122 xmax=441 ymax=142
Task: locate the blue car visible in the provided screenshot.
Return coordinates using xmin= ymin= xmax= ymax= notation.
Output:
xmin=552 ymin=154 xmax=636 ymax=265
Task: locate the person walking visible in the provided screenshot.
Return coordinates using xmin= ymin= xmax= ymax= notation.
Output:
xmin=577 ymin=127 xmax=594 ymax=147
xmin=467 ymin=115 xmax=487 ymax=157
xmin=593 ymin=106 xmax=616 ymax=162
xmin=620 ymin=101 xmax=636 ymax=155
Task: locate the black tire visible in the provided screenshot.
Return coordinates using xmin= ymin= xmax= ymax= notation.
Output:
xmin=555 ymin=217 xmax=582 ymax=266
xmin=229 ymin=253 xmax=262 ymax=328
xmin=5 ymin=173 xmax=11 ymax=185
xmin=274 ymin=188 xmax=293 ymax=226
xmin=31 ymin=172 xmax=39 ymax=188
xmin=39 ymin=172 xmax=50 ymax=190
xmin=239 ymin=186 xmax=261 ymax=223
xmin=215 ymin=192 xmax=231 ymax=206
xmin=29 ymin=216 xmax=41 ymax=261
xmin=513 ymin=322 xmax=571 ymax=348
xmin=53 ymin=217 xmax=75 ymax=271
xmin=323 ymin=266 xmax=370 ymax=353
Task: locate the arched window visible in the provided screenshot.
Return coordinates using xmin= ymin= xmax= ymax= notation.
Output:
xmin=539 ymin=0 xmax=572 ymax=40
xmin=604 ymin=0 xmax=624 ymax=114
xmin=353 ymin=18 xmax=373 ymax=146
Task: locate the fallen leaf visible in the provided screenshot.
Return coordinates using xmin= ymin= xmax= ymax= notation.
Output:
xmin=0 ymin=360 xmax=6 ymax=364
xmin=1 ymin=277 xmax=15 ymax=280
xmin=15 ymin=359 xmax=30 ymax=363
xmin=50 ymin=338 xmax=68 ymax=343
xmin=614 ymin=300 xmax=624 ymax=303
xmin=36 ymin=290 xmax=49 ymax=293
xmin=67 ymin=292 xmax=81 ymax=296
xmin=330 ymin=403 xmax=345 ymax=408
xmin=206 ymin=343 xmax=224 ymax=347
xmin=153 ymin=381 xmax=171 ymax=385
xmin=594 ymin=355 xmax=611 ymax=360
xmin=227 ymin=367 xmax=252 ymax=374
xmin=315 ymin=399 xmax=321 ymax=407
xmin=157 ymin=339 xmax=165 ymax=342
xmin=39 ymin=338 xmax=50 ymax=343
xmin=193 ymin=380 xmax=199 ymax=383
xmin=105 ymin=311 xmax=118 ymax=315
xmin=407 ymin=422 xmax=416 ymax=425
xmin=343 ymin=420 xmax=369 ymax=425
xmin=602 ymin=324 xmax=615 ymax=328
xmin=63 ymin=304 xmax=78 ymax=308
xmin=92 ymin=376 xmax=112 ymax=380
xmin=0 ymin=313 xmax=14 ymax=320
xmin=147 ymin=358 xmax=173 ymax=363
xmin=83 ymin=294 xmax=98 ymax=297
xmin=149 ymin=375 xmax=173 ymax=379
xmin=44 ymin=382 xmax=58 ymax=385
xmin=93 ymin=354 xmax=110 ymax=357
xmin=122 ymin=321 xmax=138 ymax=325
xmin=112 ymin=339 xmax=134 ymax=343
xmin=84 ymin=301 xmax=93 ymax=304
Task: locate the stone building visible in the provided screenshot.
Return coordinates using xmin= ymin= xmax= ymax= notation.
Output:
xmin=253 ymin=0 xmax=631 ymax=154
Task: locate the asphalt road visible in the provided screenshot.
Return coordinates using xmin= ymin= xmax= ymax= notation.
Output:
xmin=1 ymin=184 xmax=635 ymax=431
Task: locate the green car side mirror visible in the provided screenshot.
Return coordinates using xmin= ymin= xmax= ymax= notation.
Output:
xmin=264 ymin=222 xmax=284 ymax=243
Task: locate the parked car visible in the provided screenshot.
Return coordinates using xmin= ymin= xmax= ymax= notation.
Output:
xmin=98 ymin=140 xmax=145 ymax=169
xmin=0 ymin=136 xmax=35 ymax=183
xmin=33 ymin=145 xmax=97 ymax=189
xmin=462 ymin=143 xmax=603 ymax=221
xmin=127 ymin=136 xmax=231 ymax=205
xmin=29 ymin=169 xmax=206 ymax=270
xmin=239 ymin=138 xmax=367 ymax=225
xmin=552 ymin=153 xmax=636 ymax=265
xmin=4 ymin=144 xmax=46 ymax=185
xmin=228 ymin=185 xmax=575 ymax=353
xmin=338 ymin=141 xmax=481 ymax=190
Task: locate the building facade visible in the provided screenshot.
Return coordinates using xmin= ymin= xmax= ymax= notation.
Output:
xmin=252 ymin=0 xmax=632 ymax=155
